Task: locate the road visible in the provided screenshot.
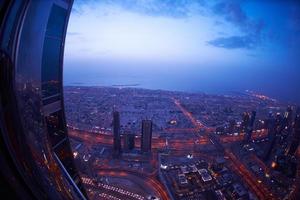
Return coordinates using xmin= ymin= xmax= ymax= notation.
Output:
xmin=161 ymin=98 xmax=271 ymax=200
xmin=92 ymin=168 xmax=170 ymax=200
xmin=68 ymin=128 xmax=209 ymax=151
xmin=209 ymin=132 xmax=276 ymax=200
xmin=69 ymin=97 xmax=275 ymax=200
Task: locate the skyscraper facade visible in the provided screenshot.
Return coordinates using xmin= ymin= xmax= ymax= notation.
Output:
xmin=141 ymin=120 xmax=153 ymax=153
xmin=245 ymin=111 xmax=256 ymax=143
xmin=123 ymin=133 xmax=135 ymax=151
xmin=288 ymin=114 xmax=300 ymax=156
xmin=113 ymin=111 xmax=122 ymax=157
xmin=241 ymin=112 xmax=250 ymax=132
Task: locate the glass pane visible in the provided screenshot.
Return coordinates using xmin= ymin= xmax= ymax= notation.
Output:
xmin=0 ymin=0 xmax=24 ymax=51
xmin=46 ymin=5 xmax=67 ymax=38
xmin=54 ymin=139 xmax=77 ymax=176
xmin=41 ymin=37 xmax=61 ymax=98
xmin=45 ymin=110 xmax=66 ymax=147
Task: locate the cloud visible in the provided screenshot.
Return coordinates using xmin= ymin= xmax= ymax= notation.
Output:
xmin=287 ymin=5 xmax=300 ymax=48
xmin=207 ymin=35 xmax=256 ymax=49
xmin=67 ymin=32 xmax=80 ymax=36
xmin=74 ymin=0 xmax=207 ymax=18
xmin=210 ymin=1 xmax=265 ymax=49
xmin=213 ymin=1 xmax=247 ymax=26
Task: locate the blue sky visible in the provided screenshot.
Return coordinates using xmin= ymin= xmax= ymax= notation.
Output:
xmin=64 ymin=0 xmax=300 ymax=103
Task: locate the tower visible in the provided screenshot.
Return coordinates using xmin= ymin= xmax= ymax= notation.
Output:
xmin=141 ymin=120 xmax=152 ymax=153
xmin=263 ymin=114 xmax=276 ymax=161
xmin=241 ymin=112 xmax=250 ymax=132
xmin=284 ymin=106 xmax=293 ymax=129
xmin=123 ymin=133 xmax=135 ymax=151
xmin=245 ymin=111 xmax=256 ymax=142
xmin=113 ymin=111 xmax=121 ymax=157
xmin=287 ymin=114 xmax=300 ymax=156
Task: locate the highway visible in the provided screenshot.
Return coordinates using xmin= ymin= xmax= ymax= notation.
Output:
xmin=172 ymin=98 xmax=276 ymax=200
xmin=98 ymin=168 xmax=169 ymax=200
xmin=82 ymin=168 xmax=170 ymax=200
xmin=225 ymin=150 xmax=276 ymax=199
xmin=68 ymin=128 xmax=209 ymax=151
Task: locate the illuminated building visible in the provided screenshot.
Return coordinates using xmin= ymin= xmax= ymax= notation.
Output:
xmin=113 ymin=111 xmax=122 ymax=157
xmin=141 ymin=120 xmax=153 ymax=153
xmin=264 ymin=108 xmax=294 ymax=161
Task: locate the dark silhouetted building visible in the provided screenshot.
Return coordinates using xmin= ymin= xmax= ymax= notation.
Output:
xmin=141 ymin=120 xmax=153 ymax=153
xmin=123 ymin=133 xmax=135 ymax=151
xmin=284 ymin=106 xmax=293 ymax=128
xmin=241 ymin=112 xmax=250 ymax=132
xmin=113 ymin=111 xmax=122 ymax=157
xmin=288 ymin=114 xmax=300 ymax=156
xmin=263 ymin=114 xmax=276 ymax=161
xmin=274 ymin=155 xmax=297 ymax=178
xmin=245 ymin=111 xmax=256 ymax=142
xmin=228 ymin=119 xmax=236 ymax=134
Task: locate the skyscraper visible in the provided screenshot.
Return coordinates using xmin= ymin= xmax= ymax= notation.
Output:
xmin=284 ymin=106 xmax=293 ymax=129
xmin=245 ymin=111 xmax=256 ymax=143
xmin=241 ymin=112 xmax=250 ymax=133
xmin=263 ymin=115 xmax=276 ymax=161
xmin=141 ymin=120 xmax=153 ymax=153
xmin=113 ymin=111 xmax=121 ymax=157
xmin=287 ymin=114 xmax=300 ymax=156
xmin=123 ymin=133 xmax=135 ymax=151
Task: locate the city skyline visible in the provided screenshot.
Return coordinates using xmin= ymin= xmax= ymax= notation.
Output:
xmin=65 ymin=86 xmax=300 ymax=200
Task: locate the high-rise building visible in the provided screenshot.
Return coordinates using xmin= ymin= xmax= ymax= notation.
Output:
xmin=287 ymin=114 xmax=300 ymax=156
xmin=241 ymin=112 xmax=250 ymax=132
xmin=275 ymin=112 xmax=283 ymax=134
xmin=228 ymin=119 xmax=236 ymax=134
xmin=123 ymin=133 xmax=135 ymax=151
xmin=113 ymin=111 xmax=122 ymax=157
xmin=80 ymin=146 xmax=95 ymax=178
xmin=281 ymin=106 xmax=294 ymax=134
xmin=141 ymin=120 xmax=153 ymax=153
xmin=264 ymin=109 xmax=295 ymax=161
xmin=284 ymin=106 xmax=293 ymax=127
xmin=245 ymin=111 xmax=256 ymax=142
xmin=263 ymin=115 xmax=276 ymax=161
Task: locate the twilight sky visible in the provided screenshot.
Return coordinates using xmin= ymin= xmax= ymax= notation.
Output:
xmin=64 ymin=0 xmax=300 ymax=103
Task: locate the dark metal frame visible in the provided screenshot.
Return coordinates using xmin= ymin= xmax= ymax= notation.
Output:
xmin=0 ymin=0 xmax=87 ymax=199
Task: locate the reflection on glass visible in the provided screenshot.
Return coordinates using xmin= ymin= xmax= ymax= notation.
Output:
xmin=46 ymin=5 xmax=67 ymax=38
xmin=41 ymin=5 xmax=67 ymax=102
xmin=54 ymin=139 xmax=77 ymax=176
xmin=45 ymin=110 xmax=66 ymax=147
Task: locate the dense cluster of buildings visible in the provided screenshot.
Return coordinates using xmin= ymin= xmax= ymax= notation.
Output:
xmin=159 ymin=155 xmax=253 ymax=200
xmin=64 ymin=86 xmax=193 ymax=134
xmin=65 ymin=86 xmax=300 ymax=200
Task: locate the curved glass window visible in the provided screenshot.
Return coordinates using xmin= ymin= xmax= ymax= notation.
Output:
xmin=42 ymin=4 xmax=67 ymax=103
